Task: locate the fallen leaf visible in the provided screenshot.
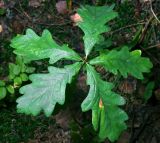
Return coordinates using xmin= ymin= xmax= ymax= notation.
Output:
xmin=77 ymin=74 xmax=87 ymax=93
xmin=12 ymin=20 xmax=24 ymax=34
xmin=117 ymin=131 xmax=130 ymax=143
xmin=55 ymin=1 xmax=68 ymax=14
xmin=29 ymin=0 xmax=41 ymax=8
xmin=118 ymin=77 xmax=137 ymax=94
xmin=0 ymin=0 xmax=4 ymax=8
xmin=54 ymin=109 xmax=72 ymax=130
xmin=155 ymin=88 xmax=160 ymax=101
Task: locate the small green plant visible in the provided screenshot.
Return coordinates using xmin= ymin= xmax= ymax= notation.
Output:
xmin=143 ymin=81 xmax=155 ymax=103
xmin=10 ymin=5 xmax=152 ymax=142
xmin=0 ymin=80 xmax=7 ymax=100
xmin=0 ymin=56 xmax=35 ymax=100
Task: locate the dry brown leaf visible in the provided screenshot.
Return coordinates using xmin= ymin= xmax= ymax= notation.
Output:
xmin=55 ymin=1 xmax=68 ymax=14
xmin=0 ymin=0 xmax=4 ymax=8
xmin=118 ymin=78 xmax=137 ymax=94
xmin=29 ymin=0 xmax=41 ymax=8
xmin=117 ymin=131 xmax=130 ymax=143
xmin=12 ymin=20 xmax=24 ymax=34
xmin=54 ymin=109 xmax=72 ymax=130
xmin=77 ymin=74 xmax=87 ymax=93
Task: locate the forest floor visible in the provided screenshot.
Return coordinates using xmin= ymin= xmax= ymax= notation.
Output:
xmin=1 ymin=0 xmax=160 ymax=143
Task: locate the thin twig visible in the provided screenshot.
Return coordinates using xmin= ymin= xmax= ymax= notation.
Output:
xmin=137 ymin=16 xmax=154 ymax=46
xmin=150 ymin=0 xmax=160 ymax=24
xmin=141 ymin=46 xmax=160 ymax=65
xmin=144 ymin=43 xmax=160 ymax=50
xmin=109 ymin=21 xmax=145 ymax=35
xmin=18 ymin=0 xmax=32 ymax=20
xmin=13 ymin=4 xmax=71 ymax=27
xmin=33 ymin=21 xmax=72 ymax=26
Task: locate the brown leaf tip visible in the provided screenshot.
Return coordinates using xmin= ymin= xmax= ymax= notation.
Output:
xmin=99 ymin=98 xmax=104 ymax=108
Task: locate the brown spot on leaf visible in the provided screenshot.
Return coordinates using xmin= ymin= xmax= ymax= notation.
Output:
xmin=99 ymin=98 xmax=104 ymax=108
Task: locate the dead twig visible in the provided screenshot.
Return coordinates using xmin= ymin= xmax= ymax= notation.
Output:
xmin=144 ymin=43 xmax=160 ymax=50
xmin=141 ymin=46 xmax=160 ymax=65
xmin=150 ymin=0 xmax=160 ymax=24
xmin=18 ymin=0 xmax=32 ymax=20
xmin=109 ymin=21 xmax=145 ymax=35
xmin=13 ymin=3 xmax=71 ymax=27
xmin=136 ymin=16 xmax=154 ymax=46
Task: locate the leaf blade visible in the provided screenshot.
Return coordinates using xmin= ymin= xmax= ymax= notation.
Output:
xmin=10 ymin=29 xmax=82 ymax=63
xmin=99 ymin=105 xmax=128 ymax=142
xmin=82 ymin=64 xmax=127 ymax=142
xmin=0 ymin=87 xmax=7 ymax=100
xmin=81 ymin=64 xmax=125 ymax=111
xmin=77 ymin=5 xmax=118 ymax=56
xmin=16 ymin=62 xmax=82 ymax=117
xmin=144 ymin=81 xmax=155 ymax=102
xmin=90 ymin=46 xmax=153 ymax=79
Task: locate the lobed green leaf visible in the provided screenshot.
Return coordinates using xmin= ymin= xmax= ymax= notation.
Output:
xmin=10 ymin=29 xmax=82 ymax=63
xmin=81 ymin=64 xmax=125 ymax=112
xmin=82 ymin=64 xmax=127 ymax=142
xmin=98 ymin=105 xmax=128 ymax=142
xmin=90 ymin=46 xmax=153 ymax=79
xmin=77 ymin=5 xmax=118 ymax=56
xmin=16 ymin=62 xmax=82 ymax=117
